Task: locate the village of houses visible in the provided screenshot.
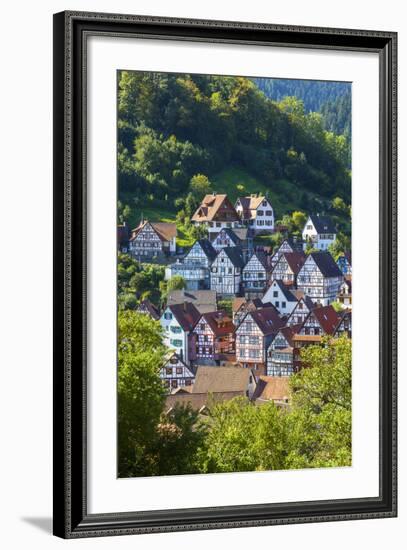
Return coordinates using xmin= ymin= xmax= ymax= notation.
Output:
xmin=118 ymin=193 xmax=352 ymax=413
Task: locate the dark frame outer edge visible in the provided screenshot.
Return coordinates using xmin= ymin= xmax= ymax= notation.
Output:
xmin=53 ymin=10 xmax=397 ymax=539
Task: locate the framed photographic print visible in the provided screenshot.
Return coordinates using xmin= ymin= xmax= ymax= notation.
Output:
xmin=53 ymin=11 xmax=397 ymax=538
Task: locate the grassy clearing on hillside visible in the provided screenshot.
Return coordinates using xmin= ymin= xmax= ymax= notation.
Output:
xmin=211 ymin=166 xmax=316 ymax=219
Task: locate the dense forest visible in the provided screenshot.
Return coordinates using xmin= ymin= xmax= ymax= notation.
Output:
xmin=118 ymin=71 xmax=351 ymax=230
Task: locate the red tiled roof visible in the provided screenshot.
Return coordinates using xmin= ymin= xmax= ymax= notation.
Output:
xmin=311 ymin=305 xmax=341 ymax=335
xmin=168 ymin=302 xmax=201 ymax=332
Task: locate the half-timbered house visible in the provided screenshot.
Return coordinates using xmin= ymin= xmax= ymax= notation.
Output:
xmin=234 ymin=195 xmax=274 ymax=233
xmin=299 ymin=304 xmax=341 ymax=337
xmin=232 ymin=297 xmax=264 ymax=327
xmin=210 ymin=246 xmax=245 ymax=296
xmin=235 ymin=306 xmax=285 ymax=376
xmin=262 ymin=279 xmax=298 ymax=316
xmin=271 ymin=251 xmax=305 ymax=287
xmin=242 ymin=251 xmax=270 ymax=298
xmin=285 ymin=294 xmax=315 ymax=326
xmin=266 ymin=325 xmax=302 ymax=376
xmin=160 ymin=302 xmax=201 ymax=364
xmin=129 ymin=220 xmax=177 ymax=259
xmin=334 ymin=310 xmax=352 ymax=338
xmin=302 ymin=214 xmax=336 ymax=251
xmin=270 ymin=238 xmax=304 ymax=268
xmin=165 ymin=239 xmax=216 ymax=290
xmin=297 ymin=252 xmax=344 ymax=305
xmin=191 ymin=193 xmax=240 ymax=234
xmin=190 ymin=311 xmax=235 ymax=365
xmin=160 ymin=351 xmax=196 ymax=392
xmin=211 ymin=228 xmax=242 ymax=251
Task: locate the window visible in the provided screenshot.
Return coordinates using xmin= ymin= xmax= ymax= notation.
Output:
xmin=200 ymin=323 xmax=205 ymax=331
xmin=228 ymin=268 xmax=232 ymax=274
xmin=282 ymin=301 xmax=286 ymax=308
xmin=164 ymin=312 xmax=172 ymax=320
xmin=306 ymin=224 xmax=313 ymax=230
xmin=226 ymin=222 xmax=231 ymax=228
xmin=216 ymin=222 xmax=221 ymax=227
xmin=171 ymin=339 xmax=183 ymax=347
xmin=249 ymin=336 xmax=259 ymax=345
xmin=218 ymin=277 xmax=223 ymax=283
xmin=298 ymin=302 xmax=303 ymax=310
xmin=257 ymin=210 xmax=264 ymax=216
xmin=170 ymin=326 xmax=182 ymax=333
xmin=273 ymin=291 xmax=278 ymax=298
xmin=166 ymin=367 xmax=173 ymax=375
xmin=262 ymin=201 xmax=267 ymax=206
xmin=176 ymin=367 xmax=183 ymax=375
xmin=171 ymin=380 xmax=178 ymax=388
xmin=275 ymin=301 xmax=279 ymax=308
xmin=185 ymin=379 xmax=192 ymax=386
xmin=266 ymin=210 xmax=272 ymax=216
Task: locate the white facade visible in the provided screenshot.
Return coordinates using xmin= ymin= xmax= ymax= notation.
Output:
xmin=210 ymin=249 xmax=243 ymax=296
xmin=160 ymin=307 xmax=190 ymax=363
xmin=235 ymin=197 xmax=274 ymax=233
xmin=302 ymin=216 xmax=336 ymax=251
xmin=159 ymin=352 xmax=195 ymax=393
xmin=262 ymin=280 xmax=297 ymax=316
xmin=297 ymin=255 xmax=343 ymax=306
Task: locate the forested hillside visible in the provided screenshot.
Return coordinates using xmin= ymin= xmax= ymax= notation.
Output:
xmin=118 ymin=72 xmax=351 ymax=230
xmin=254 ymin=77 xmax=351 ymax=114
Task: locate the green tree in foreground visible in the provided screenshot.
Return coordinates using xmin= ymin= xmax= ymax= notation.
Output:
xmin=196 ymin=337 xmax=351 ymax=473
xmin=286 ymin=336 xmax=352 ymax=468
xmin=118 ymin=311 xmax=166 ymax=477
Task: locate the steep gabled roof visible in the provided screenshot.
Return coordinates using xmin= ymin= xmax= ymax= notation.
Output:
xmin=269 ymin=280 xmax=298 ymax=302
xmin=283 ymin=252 xmax=306 ymax=274
xmin=167 ymin=302 xmax=201 ymax=332
xmin=165 ymin=391 xmax=244 ymax=413
xmin=309 ymin=252 xmax=343 ymax=278
xmin=196 ymin=311 xmax=235 ymax=337
xmin=162 ymin=350 xmax=194 ymax=373
xmin=249 ymin=307 xmax=285 ymax=336
xmin=216 ymin=228 xmax=242 ymax=245
xmin=218 ymin=246 xmax=245 ymax=268
xmin=130 ymin=220 xmax=176 ymax=242
xmin=334 ymin=310 xmax=352 ymax=335
xmin=167 ymin=290 xmax=217 ymax=314
xmin=252 ymin=376 xmax=291 ymax=403
xmin=309 ymin=305 xmax=341 ymax=335
xmin=244 ymin=250 xmax=269 ymax=271
xmin=291 ymin=292 xmax=315 ymax=311
xmin=193 ymin=238 xmax=217 ymax=262
xmin=192 ymin=366 xmax=253 ymax=393
xmin=191 ymin=194 xmax=239 ymax=222
xmin=308 ymin=215 xmax=336 ymax=234
xmin=236 ymin=195 xmax=271 ymax=219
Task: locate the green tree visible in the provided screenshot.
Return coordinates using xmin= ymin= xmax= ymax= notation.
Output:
xmin=286 ymin=336 xmax=352 ymax=468
xmin=153 ymin=404 xmax=208 ymax=476
xmin=189 ymin=174 xmax=212 ymax=198
xmin=291 ymin=210 xmax=307 ymax=232
xmin=199 ymin=397 xmax=286 ymax=473
xmin=328 ymin=232 xmax=351 ymax=261
xmin=118 ymin=311 xmax=167 ymax=477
